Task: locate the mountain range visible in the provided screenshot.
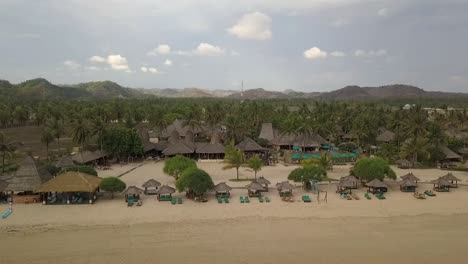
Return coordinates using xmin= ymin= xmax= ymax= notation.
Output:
xmin=0 ymin=78 xmax=466 ymax=100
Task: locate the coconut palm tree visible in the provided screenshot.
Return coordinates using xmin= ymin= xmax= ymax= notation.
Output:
xmin=41 ymin=128 xmax=54 ymax=160
xmin=246 ymin=154 xmax=263 ymax=180
xmin=223 ymin=142 xmax=245 ymax=180
xmin=72 ymin=118 xmax=91 ymax=151
xmin=46 ymin=118 xmax=65 ymax=153
xmin=0 ymin=132 xmax=17 ymax=173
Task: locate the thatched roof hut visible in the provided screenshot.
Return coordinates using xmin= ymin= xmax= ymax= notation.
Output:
xmin=72 ymin=150 xmax=105 ymax=165
xmin=399 ymin=178 xmax=417 ymax=192
xmin=276 ymin=181 xmax=295 ymax=192
xmin=440 ymin=146 xmax=462 ymax=162
xmin=5 ymin=156 xmax=48 ymax=192
xmin=196 ymin=142 xmax=225 ymax=154
xmin=246 ymin=181 xmax=265 ymax=192
xmin=255 ymin=176 xmax=271 ymax=191
xmin=396 ymin=159 xmax=412 ymax=169
xmin=441 ymin=173 xmax=461 ymax=187
xmin=400 ymin=173 xmax=420 ymax=183
xmin=37 ymin=171 xmax=101 ymax=193
xmin=214 ymin=182 xmax=232 ymax=197
xmin=376 ymin=130 xmax=395 ymax=143
xmin=236 ymin=137 xmax=265 ymax=152
xmin=366 ymin=179 xmax=388 ymax=193
xmin=142 ymin=179 xmax=161 ymax=195
xmin=123 ymin=186 xmax=144 ymax=195
xmin=55 ymin=155 xmax=75 ymax=168
xmin=162 ymin=141 xmax=195 ymax=156
xmin=430 ymin=177 xmax=452 ymax=192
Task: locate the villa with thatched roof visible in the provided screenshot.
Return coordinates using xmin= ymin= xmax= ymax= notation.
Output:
xmin=276 ymin=181 xmax=295 ymax=197
xmin=142 ymin=179 xmax=161 ymax=195
xmin=376 ymin=129 xmax=395 ymax=143
xmin=430 ymin=177 xmax=452 ymax=192
xmin=123 ymin=186 xmax=144 ymax=203
xmin=156 ymin=185 xmax=176 ymax=201
xmin=157 ymin=119 xmax=207 ymax=139
xmin=246 ymin=181 xmax=265 ymax=197
xmin=259 ymin=123 xmax=329 ymax=151
xmin=236 ymin=137 xmax=266 ymax=152
xmin=214 ymin=182 xmax=232 ymax=198
xmin=399 ymin=179 xmax=417 ymax=192
xmin=37 ymin=171 xmax=102 ymax=204
xmin=55 ymin=155 xmax=75 ymax=168
xmin=162 ymin=141 xmax=195 ymax=156
xmin=439 ymin=146 xmax=462 ymax=167
xmin=72 ymin=150 xmax=105 ymax=165
xmin=366 ymin=179 xmax=388 ymax=193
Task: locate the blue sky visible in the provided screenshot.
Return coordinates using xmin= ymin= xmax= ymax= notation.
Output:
xmin=0 ymin=0 xmax=467 ymax=92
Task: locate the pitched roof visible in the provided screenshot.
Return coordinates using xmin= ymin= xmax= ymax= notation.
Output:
xmin=400 ymin=173 xmax=420 ymax=182
xmin=441 ymin=173 xmax=461 ymax=182
xmin=160 ymin=119 xmax=206 ymax=138
xmin=123 ymin=186 xmax=144 ymax=195
xmin=142 ymin=179 xmax=161 ymax=188
xmin=259 ymin=123 xmax=275 ymax=141
xmin=162 ymin=141 xmax=195 ymax=156
xmin=156 ymin=185 xmax=176 ymax=194
xmin=5 ymin=156 xmax=44 ymax=192
xmin=366 ymin=179 xmax=388 ymax=188
xmin=256 ymin=176 xmax=271 ymax=185
xmin=55 ymin=155 xmax=75 ymax=168
xmin=245 ymin=181 xmax=265 ymax=192
xmin=399 ymin=178 xmax=417 ymax=187
xmin=36 ymin=171 xmax=102 ymax=193
xmin=396 ymin=159 xmax=412 ymax=167
xmin=430 ymin=177 xmax=451 ymax=186
xmin=72 ymin=150 xmax=105 ymax=164
xmin=236 ymin=137 xmax=265 ymax=152
xmin=196 ymin=142 xmax=225 ymax=154
xmin=337 ymin=175 xmax=359 ymax=188
xmin=272 ymin=132 xmax=328 ymax=147
xmin=214 ymin=182 xmax=232 ymax=192
xmin=440 ymin=146 xmax=462 ymax=160
xmin=376 ymin=130 xmax=395 ymax=142
xmin=276 ymin=181 xmax=295 ymax=190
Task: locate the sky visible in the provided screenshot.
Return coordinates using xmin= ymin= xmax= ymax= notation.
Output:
xmin=0 ymin=0 xmax=467 ymax=92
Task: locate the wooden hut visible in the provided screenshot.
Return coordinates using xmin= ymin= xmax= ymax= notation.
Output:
xmin=72 ymin=150 xmax=105 ymax=165
xmin=236 ymin=137 xmax=267 ymax=158
xmin=156 ymin=185 xmax=176 ymax=201
xmin=246 ymin=181 xmax=265 ymax=197
xmin=430 ymin=177 xmax=451 ymax=192
xmin=142 ymin=179 xmax=161 ymax=195
xmin=276 ymin=181 xmax=295 ymax=197
xmin=214 ymin=182 xmax=232 ymax=198
xmin=37 ymin=171 xmax=101 ymax=204
xmin=55 ymin=155 xmax=75 ymax=169
xmin=196 ymin=143 xmax=225 ymax=160
xmin=366 ymin=179 xmax=388 ymax=194
xmin=396 ymin=159 xmax=412 ymax=169
xmin=439 ymin=146 xmax=462 ymax=168
xmin=162 ymin=141 xmax=195 ymax=157
xmin=376 ymin=130 xmax=395 ymax=144
xmin=336 ymin=175 xmax=359 ymax=194
xmin=255 ymin=177 xmax=271 ymax=192
xmin=440 ymin=173 xmax=461 ymax=187
xmin=399 ymin=179 xmax=417 ymax=192
xmin=123 ymin=186 xmax=144 ymax=203
xmin=400 ymin=173 xmax=420 ymax=184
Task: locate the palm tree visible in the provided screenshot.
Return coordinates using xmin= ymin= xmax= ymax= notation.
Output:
xmin=314 ymin=153 xmax=333 ymax=175
xmin=91 ymin=118 xmax=106 ymax=154
xmin=0 ymin=132 xmax=17 ymax=173
xmin=71 ymin=118 xmax=91 ymax=151
xmin=41 ymin=128 xmax=54 ymax=160
xmin=400 ymin=137 xmax=430 ymax=166
xmin=46 ymin=118 xmax=65 ymax=153
xmin=246 ymin=154 xmax=263 ymax=180
xmin=223 ymin=142 xmax=245 ymax=180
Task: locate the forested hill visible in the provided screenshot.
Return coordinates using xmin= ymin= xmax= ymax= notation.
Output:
xmin=0 ymin=78 xmax=466 ymax=100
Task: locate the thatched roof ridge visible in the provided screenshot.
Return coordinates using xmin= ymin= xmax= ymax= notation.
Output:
xmin=337 ymin=176 xmax=359 ymax=188
xmin=430 ymin=177 xmax=451 ymax=186
xmin=256 ymin=176 xmax=271 ymax=185
xmin=214 ymin=182 xmax=232 ymax=192
xmin=72 ymin=150 xmax=105 ymax=164
xmin=196 ymin=142 xmax=225 ymax=154
xmin=399 ymin=179 xmax=417 ymax=187
xmin=36 ymin=171 xmax=101 ymax=193
xmin=440 ymin=146 xmax=462 ymax=160
xmin=5 ymin=156 xmax=43 ymax=192
xmin=236 ymin=137 xmax=265 ymax=152
xmin=156 ymin=185 xmax=175 ymax=194
xmin=55 ymin=155 xmax=75 ymax=168
xmin=162 ymin=141 xmax=195 ymax=156
xmin=123 ymin=186 xmax=144 ymax=195
xmin=376 ymin=130 xmax=395 ymax=142
xmin=276 ymin=181 xmax=295 ymax=190
xmin=400 ymin=173 xmax=420 ymax=182
xmin=259 ymin=123 xmax=275 ymax=141
xmin=366 ymin=178 xmax=388 ymax=188
xmin=441 ymin=173 xmax=461 ymax=182
xmin=142 ymin=179 xmax=161 ymax=188
xmin=160 ymin=119 xmax=207 ymax=138
xmin=245 ymin=181 xmax=265 ymax=192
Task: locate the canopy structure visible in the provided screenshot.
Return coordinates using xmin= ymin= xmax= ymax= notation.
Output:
xmin=430 ymin=177 xmax=452 ymax=192
xmin=123 ymin=186 xmax=144 ymax=202
xmin=366 ymin=179 xmax=388 ymax=193
xmin=440 ymin=173 xmax=461 ymax=187
xmin=142 ymin=179 xmax=161 ymax=195
xmin=337 ymin=175 xmax=359 ymax=193
xmin=55 ymin=155 xmax=75 ymax=168
xmin=276 ymin=181 xmax=295 ymax=195
xmin=156 ymin=185 xmax=176 ymax=201
xmin=400 ymin=173 xmax=420 ymax=184
xmin=246 ymin=181 xmax=265 ymax=197
xmin=214 ymin=182 xmax=232 ymax=197
xmin=37 ymin=172 xmax=101 ymax=193
xmin=399 ymin=179 xmax=417 ymax=192
xmin=255 ymin=177 xmax=271 ymax=191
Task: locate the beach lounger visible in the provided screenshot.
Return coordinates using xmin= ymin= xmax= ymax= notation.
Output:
xmin=171 ymin=198 xmax=177 ymax=205
xmin=224 ymin=197 xmax=230 ymax=203
xmin=217 ymin=197 xmax=223 ymax=203
xmin=244 ymin=197 xmax=250 ymax=203
xmin=259 ymin=196 xmax=264 ymax=203
xmin=424 ymin=190 xmax=436 ymax=197
xmin=240 ymin=196 xmax=244 ymax=203
xmin=178 ymin=197 xmax=183 ymax=204
xmin=127 ymin=199 xmax=134 ymax=207
xmin=364 ymin=193 xmax=371 ymax=200
xmin=351 ymin=194 xmax=360 ymax=200
xmin=302 ymin=195 xmax=311 ymax=203
xmin=265 ymin=197 xmax=270 ymax=203
xmin=376 ymin=193 xmax=386 ymax=200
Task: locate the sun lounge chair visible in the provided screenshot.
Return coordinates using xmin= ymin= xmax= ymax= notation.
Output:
xmin=265 ymin=197 xmax=270 ymax=203
xmin=375 ymin=193 xmax=386 ymax=200
xmin=171 ymin=198 xmax=177 ymax=205
xmin=244 ymin=196 xmax=250 ymax=203
xmin=127 ymin=198 xmax=134 ymax=207
xmin=351 ymin=194 xmax=360 ymax=200
xmin=178 ymin=197 xmax=183 ymax=204
xmin=217 ymin=197 xmax=223 ymax=203
xmin=302 ymin=195 xmax=311 ymax=203
xmin=259 ymin=196 xmax=264 ymax=203
xmin=364 ymin=193 xmax=371 ymax=200
xmin=224 ymin=197 xmax=229 ymax=203
xmin=424 ymin=190 xmax=436 ymax=197
xmin=240 ymin=196 xmax=244 ymax=203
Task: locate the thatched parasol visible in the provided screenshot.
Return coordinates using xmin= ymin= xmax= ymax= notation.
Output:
xmin=245 ymin=181 xmax=265 ymax=192
xmin=36 ymin=171 xmax=101 ymax=193
xmin=276 ymin=181 xmax=295 ymax=191
xmin=214 ymin=182 xmax=232 ymax=193
xmin=123 ymin=186 xmax=144 ymax=195
xmin=430 ymin=177 xmax=451 ymax=187
xmin=441 ymin=173 xmax=460 ymax=182
xmin=366 ymin=179 xmax=388 ymax=188
xmin=400 ymin=172 xmax=420 ymax=182
xmin=142 ymin=179 xmax=161 ymax=188
xmin=156 ymin=185 xmax=176 ymax=195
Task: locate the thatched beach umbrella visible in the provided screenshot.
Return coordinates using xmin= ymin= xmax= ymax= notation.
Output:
xmin=142 ymin=179 xmax=161 ymax=195
xmin=156 ymin=185 xmax=176 ymax=201
xmin=276 ymin=181 xmax=295 ymax=196
xmin=399 ymin=179 xmax=417 ymax=192
xmin=366 ymin=179 xmax=388 ymax=193
xmin=245 ymin=181 xmax=265 ymax=197
xmin=400 ymin=173 xmax=420 ymax=184
xmin=255 ymin=176 xmax=271 ymax=191
xmin=430 ymin=177 xmax=452 ymax=192
xmin=214 ymin=182 xmax=232 ymax=197
xmin=441 ymin=173 xmax=461 ymax=187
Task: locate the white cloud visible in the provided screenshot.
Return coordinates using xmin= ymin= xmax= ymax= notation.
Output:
xmin=148 ymin=67 xmax=159 ymax=74
xmin=141 ymin=66 xmax=160 ymax=74
xmin=331 ymin=19 xmax=349 ymax=28
xmin=148 ymin=44 xmax=171 ymax=56
xmin=354 ymin=49 xmax=387 ymax=57
xmin=85 ymin=66 xmax=100 ymax=71
xmin=90 ymin=54 xmax=130 ymax=71
xmin=175 ymin=50 xmax=193 ymax=56
xmin=330 ymin=51 xmax=346 ymax=57
xmin=227 ymin=12 xmax=272 ymax=40
xmin=377 ymin=8 xmax=388 ymax=17
xmin=303 ymin=47 xmax=327 ymax=59
xmin=164 ymin=59 xmax=173 ymax=66
xmin=140 ymin=66 xmax=148 ymax=73
xmin=193 ymin=43 xmax=225 ymax=56
xmin=230 ymin=50 xmax=240 ymax=56
xmin=63 ymin=60 xmax=81 ymax=69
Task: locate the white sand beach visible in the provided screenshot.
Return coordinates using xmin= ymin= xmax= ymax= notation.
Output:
xmin=1 ymin=161 xmax=468 ymax=263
